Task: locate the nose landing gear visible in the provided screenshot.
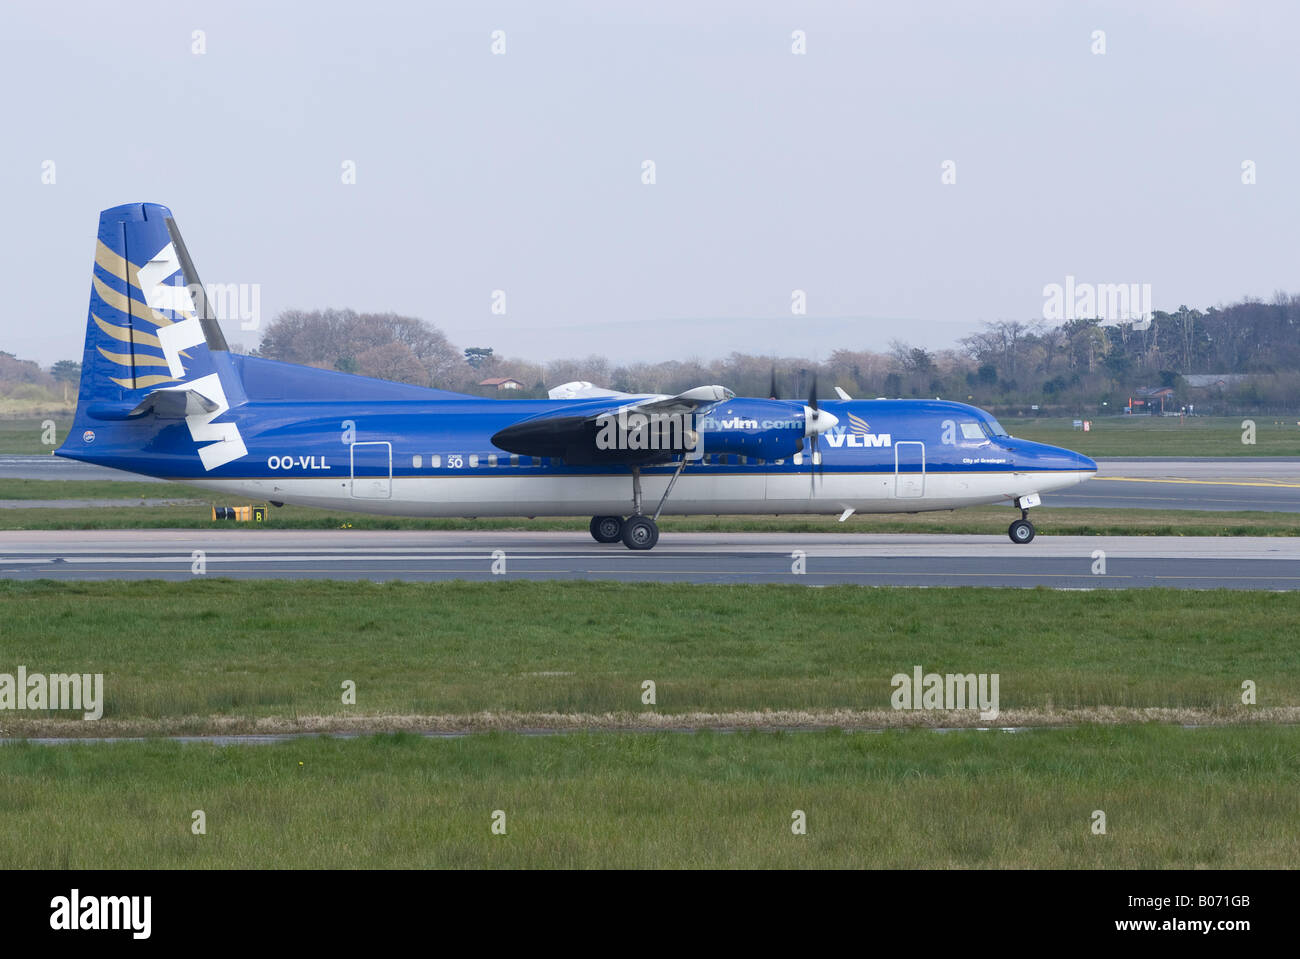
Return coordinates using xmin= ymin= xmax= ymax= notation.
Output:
xmin=1008 ymin=516 xmax=1035 ymax=544
xmin=1008 ymin=493 xmax=1040 ymax=544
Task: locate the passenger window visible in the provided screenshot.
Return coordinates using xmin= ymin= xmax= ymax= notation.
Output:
xmin=469 ymin=454 xmax=479 ymax=467
xmin=430 ymin=454 xmax=442 ymax=468
xmin=412 ymin=454 xmax=423 ymax=469
xmin=488 ymin=454 xmax=497 ymax=467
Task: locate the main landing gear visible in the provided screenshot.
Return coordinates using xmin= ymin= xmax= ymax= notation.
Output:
xmin=588 ymin=461 xmax=688 ymax=550
xmin=1007 ymin=493 xmax=1041 ymax=544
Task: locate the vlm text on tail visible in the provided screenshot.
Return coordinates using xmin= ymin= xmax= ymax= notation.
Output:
xmin=58 ymin=203 xmax=249 ymax=473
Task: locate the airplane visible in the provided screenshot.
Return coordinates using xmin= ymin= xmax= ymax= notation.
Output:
xmin=57 ymin=202 xmax=1097 ymax=549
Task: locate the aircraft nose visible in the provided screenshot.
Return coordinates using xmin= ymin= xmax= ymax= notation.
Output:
xmin=1076 ymin=451 xmax=1098 ymax=473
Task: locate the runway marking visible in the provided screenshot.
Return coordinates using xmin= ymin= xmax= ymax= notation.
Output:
xmin=1099 ymin=476 xmax=1300 ymax=488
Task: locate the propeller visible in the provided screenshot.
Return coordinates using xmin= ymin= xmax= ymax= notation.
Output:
xmin=769 ymin=366 xmax=780 ymax=401
xmin=806 ymin=373 xmax=825 ymax=492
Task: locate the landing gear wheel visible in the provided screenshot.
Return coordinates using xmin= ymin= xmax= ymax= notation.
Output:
xmin=621 ymin=515 xmax=659 ymax=550
xmin=590 ymin=515 xmax=624 ymax=543
xmin=1008 ymin=518 xmax=1035 ymax=544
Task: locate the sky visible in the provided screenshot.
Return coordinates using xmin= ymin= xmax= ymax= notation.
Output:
xmin=1 ymin=0 xmax=1296 ymax=368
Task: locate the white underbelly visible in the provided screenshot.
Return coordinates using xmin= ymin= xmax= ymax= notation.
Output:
xmin=187 ymin=470 xmax=1092 ymax=517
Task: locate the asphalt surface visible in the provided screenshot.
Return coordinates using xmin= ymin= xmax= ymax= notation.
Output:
xmin=2 ymin=454 xmax=1296 ymax=511
xmin=1045 ymin=457 xmax=1300 ymax=511
xmin=1 ymin=529 xmax=1296 ymax=589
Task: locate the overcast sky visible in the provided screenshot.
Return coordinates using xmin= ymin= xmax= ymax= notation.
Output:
xmin=1 ymin=0 xmax=1296 ymax=368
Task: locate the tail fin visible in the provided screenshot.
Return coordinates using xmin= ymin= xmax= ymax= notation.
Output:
xmin=59 ymin=203 xmax=249 ymax=472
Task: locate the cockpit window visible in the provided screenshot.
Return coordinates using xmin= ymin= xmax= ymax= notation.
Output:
xmin=982 ymin=418 xmax=1009 ymax=438
xmin=960 ymin=422 xmax=985 ymax=441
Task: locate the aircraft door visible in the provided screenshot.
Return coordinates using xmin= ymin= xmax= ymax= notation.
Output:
xmin=350 ymin=441 xmax=392 ymax=499
xmin=894 ymin=441 xmax=925 ymax=497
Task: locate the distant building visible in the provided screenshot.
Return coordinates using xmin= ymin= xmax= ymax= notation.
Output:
xmin=1181 ymin=374 xmax=1246 ymax=391
xmin=479 ymin=377 xmax=523 ymax=391
xmin=1132 ymin=385 xmax=1176 ymax=413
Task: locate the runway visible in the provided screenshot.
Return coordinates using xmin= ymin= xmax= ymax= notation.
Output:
xmin=1044 ymin=458 xmax=1300 ymax=511
xmin=2 ymin=529 xmax=1296 ymax=589
xmin=2 ymin=455 xmax=1296 ymax=511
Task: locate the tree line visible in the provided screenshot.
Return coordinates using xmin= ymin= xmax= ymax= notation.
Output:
xmin=5 ymin=294 xmax=1297 ymax=414
xmin=250 ymin=296 xmax=1300 ymax=413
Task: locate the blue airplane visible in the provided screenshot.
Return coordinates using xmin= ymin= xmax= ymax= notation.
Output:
xmin=58 ymin=203 xmax=1097 ymax=549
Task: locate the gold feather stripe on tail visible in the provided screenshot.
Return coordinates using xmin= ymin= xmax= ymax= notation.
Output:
xmin=94 ymin=239 xmax=143 ymax=290
xmin=92 ymin=275 xmax=173 ymax=327
xmin=96 ymin=346 xmax=172 ymax=369
xmin=92 ymin=314 xmax=162 ymax=349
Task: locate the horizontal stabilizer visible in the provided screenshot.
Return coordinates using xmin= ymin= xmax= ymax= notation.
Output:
xmin=128 ymin=385 xmax=221 ymax=418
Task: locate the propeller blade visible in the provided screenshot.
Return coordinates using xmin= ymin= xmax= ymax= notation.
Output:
xmin=769 ymin=366 xmax=779 ymax=400
xmin=807 ymin=374 xmax=824 ymax=493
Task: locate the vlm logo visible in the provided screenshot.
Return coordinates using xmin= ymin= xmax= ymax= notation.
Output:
xmin=139 ymin=242 xmax=247 ymax=471
xmin=824 ymin=411 xmax=891 ymax=449
xmin=717 ymin=416 xmax=758 ymax=429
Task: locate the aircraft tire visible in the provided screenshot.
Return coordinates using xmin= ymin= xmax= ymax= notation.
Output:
xmin=621 ymin=515 xmax=659 ymax=550
xmin=1008 ymin=519 xmax=1035 ymax=544
xmin=590 ymin=515 xmax=624 ymax=543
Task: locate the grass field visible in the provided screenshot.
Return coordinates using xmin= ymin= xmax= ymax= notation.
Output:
xmin=0 ymin=416 xmax=72 ymax=454
xmin=1007 ymin=415 xmax=1300 ymax=456
xmin=1 ymin=581 xmax=1295 ymax=737
xmin=4 ymin=580 xmax=1296 ymax=869
xmin=0 ymin=478 xmax=201 ymax=500
xmin=2 ymin=727 xmax=1298 ymax=868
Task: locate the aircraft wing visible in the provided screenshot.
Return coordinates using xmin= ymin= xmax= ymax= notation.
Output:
xmin=493 ymin=385 xmax=733 ymax=464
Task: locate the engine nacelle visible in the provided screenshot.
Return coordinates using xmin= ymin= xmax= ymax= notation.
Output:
xmin=696 ymin=398 xmax=820 ymax=459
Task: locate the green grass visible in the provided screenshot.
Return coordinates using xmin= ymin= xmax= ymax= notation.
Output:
xmin=0 ymin=416 xmax=72 ymax=454
xmin=1 ymin=581 xmax=1296 ymax=735
xmin=1 ymin=727 xmax=1297 ymax=868
xmin=0 ymin=479 xmax=201 ymax=500
xmin=1011 ymin=415 xmax=1300 ymax=456
xmin=3 ymin=499 xmax=1298 ymax=535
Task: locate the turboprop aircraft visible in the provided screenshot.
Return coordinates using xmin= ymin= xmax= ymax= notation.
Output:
xmin=57 ymin=203 xmax=1097 ymax=549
